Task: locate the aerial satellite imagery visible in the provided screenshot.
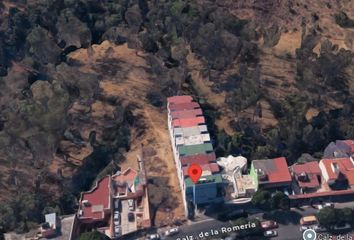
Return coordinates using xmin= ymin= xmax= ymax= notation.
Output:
xmin=0 ymin=1 xmax=354 ymax=240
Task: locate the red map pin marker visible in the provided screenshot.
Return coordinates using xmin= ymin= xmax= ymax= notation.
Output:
xmin=188 ymin=164 xmax=202 ymax=184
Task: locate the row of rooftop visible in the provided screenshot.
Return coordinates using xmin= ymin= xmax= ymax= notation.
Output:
xmin=167 ymin=96 xmax=354 ymax=202
xmin=232 ymin=140 xmax=354 ymax=200
xmin=167 ymin=95 xmax=224 ymax=212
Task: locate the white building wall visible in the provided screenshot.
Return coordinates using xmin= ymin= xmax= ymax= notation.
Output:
xmin=167 ymin=110 xmax=188 ymax=216
xmin=319 ymin=161 xmax=330 ymax=182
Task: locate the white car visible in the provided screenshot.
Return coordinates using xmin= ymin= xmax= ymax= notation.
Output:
xmin=317 ymin=202 xmax=334 ymax=210
xmin=313 ymin=225 xmax=326 ymax=232
xmin=146 ymin=234 xmax=160 ymax=240
xmin=334 ymin=223 xmax=351 ymax=230
xmin=165 ymin=227 xmax=179 ymax=236
xmin=264 ymin=230 xmax=278 ymax=237
xmin=300 ymin=225 xmax=320 ymax=232
xmin=300 ymin=225 xmax=315 ymax=232
xmin=114 ymin=211 xmax=120 ymax=220
xmin=128 ymin=199 xmax=135 ymax=211
xmin=114 ymin=226 xmax=121 ymax=234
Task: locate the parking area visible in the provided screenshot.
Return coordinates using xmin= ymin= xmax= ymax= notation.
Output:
xmin=121 ymin=199 xmax=137 ymax=235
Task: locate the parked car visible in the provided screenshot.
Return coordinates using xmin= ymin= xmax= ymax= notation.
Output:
xmin=334 ymin=223 xmax=351 ymax=231
xmin=165 ymin=227 xmax=179 ymax=236
xmin=313 ymin=225 xmax=326 ymax=232
xmin=264 ymin=230 xmax=278 ymax=237
xmin=114 ymin=211 xmax=120 ymax=220
xmin=114 ymin=199 xmax=122 ymax=211
xmin=114 ymin=219 xmax=120 ymax=226
xmin=146 ymin=234 xmax=160 ymax=240
xmin=128 ymin=212 xmax=135 ymax=222
xmin=114 ymin=226 xmax=121 ymax=234
xmin=300 ymin=225 xmax=319 ymax=232
xmin=261 ymin=220 xmax=278 ymax=230
xmin=317 ymin=202 xmax=334 ymax=210
xmin=128 ymin=199 xmax=135 ymax=211
xmin=300 ymin=225 xmax=311 ymax=232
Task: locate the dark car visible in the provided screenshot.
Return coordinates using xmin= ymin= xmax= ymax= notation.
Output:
xmin=261 ymin=220 xmax=278 ymax=230
xmin=128 ymin=212 xmax=135 ymax=222
xmin=114 ymin=199 xmax=122 ymax=211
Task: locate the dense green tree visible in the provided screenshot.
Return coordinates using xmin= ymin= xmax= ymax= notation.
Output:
xmin=0 ymin=204 xmax=16 ymax=231
xmin=79 ymin=231 xmax=110 ymax=240
xmin=270 ymin=191 xmax=290 ymax=210
xmin=232 ymin=218 xmax=263 ymax=237
xmin=251 ymin=190 xmax=271 ymax=210
xmin=225 ymin=66 xmax=261 ymax=112
xmin=317 ymin=207 xmax=337 ymax=229
xmin=125 ymin=4 xmax=143 ymax=33
xmin=334 ymin=11 xmax=354 ymax=28
xmin=56 ymin=9 xmax=92 ymax=48
xmin=26 ymin=27 xmax=61 ymax=64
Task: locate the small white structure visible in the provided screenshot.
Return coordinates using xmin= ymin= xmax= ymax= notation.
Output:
xmin=218 ymin=155 xmax=256 ymax=199
xmin=217 ymin=155 xmax=247 ymax=174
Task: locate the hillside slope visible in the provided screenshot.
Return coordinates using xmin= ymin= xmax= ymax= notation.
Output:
xmin=0 ymin=0 xmax=354 ymax=234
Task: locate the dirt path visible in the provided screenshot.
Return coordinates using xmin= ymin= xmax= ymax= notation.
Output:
xmin=68 ymin=41 xmax=185 ymax=226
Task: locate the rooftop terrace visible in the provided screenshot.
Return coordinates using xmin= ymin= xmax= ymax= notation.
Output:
xmin=185 ymin=173 xmax=223 ymax=188
xmin=180 ymin=152 xmax=216 ymax=166
xmin=80 ymin=176 xmax=110 ymax=220
xmin=178 ymin=143 xmax=214 ymax=156
xmin=252 ymin=157 xmax=292 ymax=184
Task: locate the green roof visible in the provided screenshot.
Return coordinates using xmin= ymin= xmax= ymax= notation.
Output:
xmin=185 ymin=173 xmax=223 ymax=188
xmin=178 ymin=143 xmax=213 ymax=156
xmin=134 ymin=175 xmax=140 ymax=187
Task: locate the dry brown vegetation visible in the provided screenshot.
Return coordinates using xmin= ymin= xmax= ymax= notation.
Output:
xmin=66 ymin=42 xmax=185 ymax=226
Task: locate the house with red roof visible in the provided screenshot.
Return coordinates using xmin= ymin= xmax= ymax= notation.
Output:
xmin=168 ymin=102 xmax=200 ymax=112
xmin=180 ymin=153 xmax=216 ymax=166
xmin=290 ymin=161 xmax=322 ymax=194
xmin=170 ymin=109 xmax=203 ymax=120
xmin=250 ymin=157 xmax=292 ymax=190
xmin=167 ymin=95 xmax=193 ymax=105
xmin=182 ymin=163 xmax=220 ymax=177
xmin=319 ymin=157 xmax=354 ymax=190
xmin=172 ymin=116 xmax=206 ymax=128
xmin=78 ymin=176 xmax=111 ymax=224
xmin=73 ymin=157 xmax=151 ymax=239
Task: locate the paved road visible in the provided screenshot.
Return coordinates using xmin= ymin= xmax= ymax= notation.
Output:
xmin=164 ymin=219 xmax=232 ymax=240
xmin=162 ymin=202 xmax=354 ymax=240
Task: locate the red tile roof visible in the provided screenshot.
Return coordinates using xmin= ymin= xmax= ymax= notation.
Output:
xmin=292 ymin=162 xmax=321 ymax=188
xmin=81 ymin=176 xmax=110 ymax=220
xmin=289 ymin=189 xmax=354 ymax=199
xmin=292 ymin=161 xmax=321 ymax=175
xmin=182 ymin=163 xmax=220 ymax=176
xmin=180 ymin=153 xmax=216 ymax=166
xmin=112 ymin=168 xmax=137 ymax=183
xmin=270 ymin=157 xmax=292 ymax=183
xmin=320 ymin=158 xmax=354 ymax=185
xmin=172 ymin=116 xmax=205 ymax=128
xmin=253 ymin=157 xmax=292 ymax=184
xmin=112 ymin=168 xmax=138 ymax=195
xmin=167 ymin=95 xmax=193 ymax=104
xmin=168 ymin=102 xmax=200 ymax=112
xmin=170 ymin=109 xmax=203 ymax=119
